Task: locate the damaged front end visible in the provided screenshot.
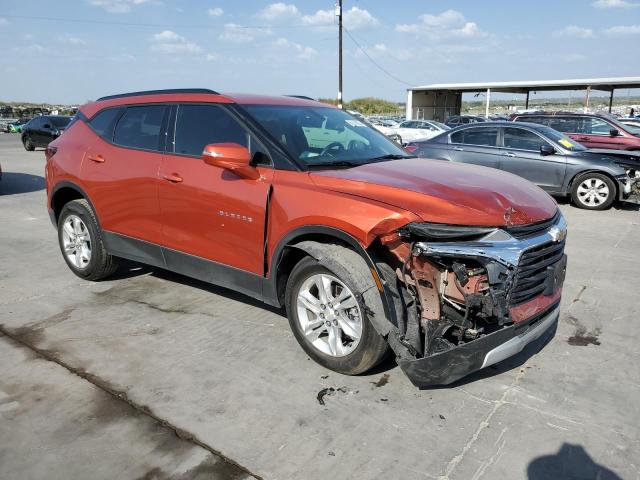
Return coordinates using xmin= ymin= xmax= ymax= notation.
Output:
xmin=377 ymin=211 xmax=567 ymax=387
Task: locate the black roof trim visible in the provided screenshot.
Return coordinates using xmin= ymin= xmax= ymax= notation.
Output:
xmin=97 ymin=88 xmax=219 ymax=101
xmin=285 ymin=95 xmax=316 ymax=101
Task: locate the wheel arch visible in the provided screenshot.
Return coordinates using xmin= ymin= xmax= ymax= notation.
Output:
xmin=50 ymin=181 xmax=101 ymax=227
xmin=264 ymin=225 xmax=398 ymax=334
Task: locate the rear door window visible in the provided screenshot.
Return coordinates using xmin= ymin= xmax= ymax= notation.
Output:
xmin=503 ymin=127 xmax=550 ymax=151
xmin=451 ymin=127 xmax=498 ymax=147
xmin=547 ymin=116 xmax=579 ymax=134
xmin=114 ymin=105 xmax=168 ymax=151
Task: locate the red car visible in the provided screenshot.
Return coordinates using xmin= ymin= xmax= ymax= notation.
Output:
xmin=511 ymin=112 xmax=640 ymax=150
xmin=45 ymin=89 xmax=566 ymax=387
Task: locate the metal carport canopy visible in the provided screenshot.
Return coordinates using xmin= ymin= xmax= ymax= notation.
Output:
xmin=409 ymin=77 xmax=640 ymax=94
xmin=406 ymin=77 xmax=640 ymax=120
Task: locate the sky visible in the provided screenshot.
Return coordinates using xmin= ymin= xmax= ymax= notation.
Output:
xmin=0 ymin=0 xmax=639 ymax=104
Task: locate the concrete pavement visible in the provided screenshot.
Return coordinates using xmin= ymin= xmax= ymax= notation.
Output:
xmin=0 ymin=133 xmax=638 ymax=479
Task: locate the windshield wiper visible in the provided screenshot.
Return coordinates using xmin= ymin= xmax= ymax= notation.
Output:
xmin=306 ymin=160 xmax=360 ymax=169
xmin=369 ymin=154 xmax=416 ymax=161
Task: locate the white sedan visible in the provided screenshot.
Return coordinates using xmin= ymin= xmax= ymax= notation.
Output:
xmin=389 ymin=120 xmax=450 ymax=144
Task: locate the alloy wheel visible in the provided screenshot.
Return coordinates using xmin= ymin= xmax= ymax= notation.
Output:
xmin=295 ymin=273 xmax=362 ymax=357
xmin=61 ymin=215 xmax=92 ymax=269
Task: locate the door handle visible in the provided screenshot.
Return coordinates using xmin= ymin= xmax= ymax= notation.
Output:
xmin=162 ymin=173 xmax=183 ymax=183
xmin=453 ymin=146 xmax=464 ymax=151
xmin=88 ymin=154 xmax=105 ymax=163
xmin=501 ymin=152 xmax=516 ymax=157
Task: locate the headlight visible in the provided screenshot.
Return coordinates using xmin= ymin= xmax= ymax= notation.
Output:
xmin=400 ymin=222 xmax=497 ymax=241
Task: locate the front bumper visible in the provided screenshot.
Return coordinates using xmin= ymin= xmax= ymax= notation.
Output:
xmin=398 ymin=303 xmax=559 ymax=387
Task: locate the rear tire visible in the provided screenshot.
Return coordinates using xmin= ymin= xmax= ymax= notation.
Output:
xmin=23 ymin=136 xmax=35 ymax=151
xmin=571 ymin=173 xmax=616 ymax=210
xmin=57 ymin=199 xmax=118 ymax=280
xmin=285 ymin=253 xmax=388 ymax=375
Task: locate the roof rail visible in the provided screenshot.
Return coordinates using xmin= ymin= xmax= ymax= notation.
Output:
xmin=285 ymin=95 xmax=316 ymax=101
xmin=97 ymin=88 xmax=219 ymax=101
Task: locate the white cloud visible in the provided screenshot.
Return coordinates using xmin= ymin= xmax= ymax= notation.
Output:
xmin=257 ymin=3 xmax=299 ymax=22
xmin=604 ymin=24 xmax=640 ymax=34
xmin=553 ymin=25 xmax=594 ymax=38
xmin=0 ymin=17 xmax=8 ymax=26
xmin=108 ymin=53 xmax=136 ymax=62
xmin=593 ymin=0 xmax=639 ymax=8
xmin=87 ymin=0 xmax=156 ymax=13
xmin=59 ymin=34 xmax=87 ymax=45
xmin=150 ymin=30 xmax=202 ymax=54
xmin=13 ymin=44 xmax=47 ymax=54
xmin=302 ymin=6 xmax=379 ymax=30
xmin=219 ymin=23 xmax=272 ymax=43
xmin=206 ymin=53 xmax=220 ymax=61
xmin=274 ymin=37 xmax=317 ymax=60
xmin=360 ymin=42 xmax=413 ymax=62
xmin=396 ymin=10 xmax=487 ymax=40
xmin=208 ymin=7 xmax=223 ymax=17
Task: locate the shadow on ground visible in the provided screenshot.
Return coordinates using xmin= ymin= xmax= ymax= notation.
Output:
xmin=528 ymin=443 xmax=622 ymax=479
xmin=109 ymin=260 xmax=555 ymax=384
xmin=0 ymin=173 xmax=45 ymax=195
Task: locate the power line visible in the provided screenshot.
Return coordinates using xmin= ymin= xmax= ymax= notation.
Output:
xmin=343 ymin=27 xmax=413 ymax=87
xmin=0 ymin=13 xmax=310 ymax=30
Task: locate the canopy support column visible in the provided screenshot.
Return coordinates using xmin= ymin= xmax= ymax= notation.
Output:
xmin=485 ymin=88 xmax=491 ymax=118
xmin=609 ymin=89 xmax=615 ymax=113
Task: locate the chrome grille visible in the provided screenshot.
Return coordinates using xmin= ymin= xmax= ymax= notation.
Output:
xmin=510 ymin=240 xmax=566 ymax=305
xmin=504 ymin=210 xmax=560 ymax=240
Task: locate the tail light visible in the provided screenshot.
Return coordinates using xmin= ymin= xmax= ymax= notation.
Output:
xmin=405 ymin=145 xmax=418 ymax=153
xmin=45 ymin=146 xmax=57 ymax=161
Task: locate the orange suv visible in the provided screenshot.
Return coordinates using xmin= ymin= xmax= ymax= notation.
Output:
xmin=45 ymin=89 xmax=567 ymax=387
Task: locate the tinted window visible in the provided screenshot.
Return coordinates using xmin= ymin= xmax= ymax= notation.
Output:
xmin=547 ymin=116 xmax=579 ymax=133
xmin=51 ymin=116 xmax=71 ymax=128
xmin=519 ymin=116 xmax=546 ymax=126
xmin=90 ymin=107 xmax=123 ymax=140
xmin=28 ymin=117 xmax=41 ymax=129
xmin=451 ymin=127 xmax=498 ymax=146
xmin=174 ymin=104 xmax=251 ymax=157
xmin=114 ymin=105 xmax=167 ymax=151
xmin=503 ymin=127 xmax=549 ymax=151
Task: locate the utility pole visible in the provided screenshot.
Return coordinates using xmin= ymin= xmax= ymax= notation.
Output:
xmin=337 ymin=0 xmax=343 ymax=109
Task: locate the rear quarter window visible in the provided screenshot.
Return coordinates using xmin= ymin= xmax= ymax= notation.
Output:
xmin=89 ymin=107 xmax=124 ymax=141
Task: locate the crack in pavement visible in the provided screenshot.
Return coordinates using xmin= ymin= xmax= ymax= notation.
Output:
xmin=438 ymin=366 xmax=530 ymax=480
xmin=0 ymin=324 xmax=262 ymax=480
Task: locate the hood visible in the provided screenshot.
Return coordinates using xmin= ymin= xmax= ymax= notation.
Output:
xmin=310 ymin=158 xmax=558 ymax=226
xmin=578 ymin=149 xmax=640 ymax=168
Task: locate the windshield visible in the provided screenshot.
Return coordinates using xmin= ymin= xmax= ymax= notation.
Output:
xmin=51 ymin=116 xmax=71 ymax=128
xmin=429 ymin=120 xmax=450 ymax=131
xmin=244 ymin=105 xmax=412 ymax=167
xmin=621 ymin=122 xmax=640 ymax=136
xmin=537 ymin=125 xmax=587 ymax=151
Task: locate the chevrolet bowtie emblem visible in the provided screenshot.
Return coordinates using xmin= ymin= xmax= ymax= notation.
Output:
xmin=549 ymin=226 xmax=567 ymax=243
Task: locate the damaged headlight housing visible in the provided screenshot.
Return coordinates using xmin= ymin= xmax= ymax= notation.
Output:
xmin=399 ymin=223 xmax=497 ymax=241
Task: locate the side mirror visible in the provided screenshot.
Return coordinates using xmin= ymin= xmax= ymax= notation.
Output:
xmin=540 ymin=145 xmax=556 ymax=156
xmin=202 ymin=143 xmax=259 ymax=179
xmin=610 ymin=128 xmax=620 ymax=137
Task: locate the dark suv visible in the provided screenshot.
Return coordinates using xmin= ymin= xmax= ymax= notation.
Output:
xmin=511 ymin=112 xmax=640 ymax=151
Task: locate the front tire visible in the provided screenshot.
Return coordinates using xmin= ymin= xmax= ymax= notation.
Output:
xmin=571 ymin=173 xmax=616 ymax=210
xmin=285 ymin=254 xmax=388 ymax=375
xmin=23 ymin=136 xmax=35 ymax=151
xmin=57 ymin=199 xmax=118 ymax=280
